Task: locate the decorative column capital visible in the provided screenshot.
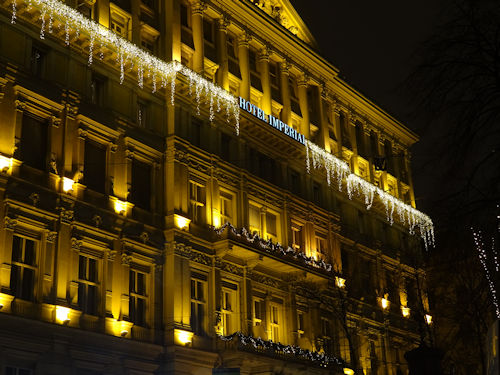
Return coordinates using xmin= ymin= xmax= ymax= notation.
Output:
xmin=237 ymin=31 xmax=252 ymax=48
xmin=279 ymin=60 xmax=290 ymax=75
xmin=217 ymin=14 xmax=230 ymax=31
xmin=191 ymin=0 xmax=207 ymax=16
xmin=297 ymin=73 xmax=309 ymax=88
xmin=258 ymin=45 xmax=271 ymax=62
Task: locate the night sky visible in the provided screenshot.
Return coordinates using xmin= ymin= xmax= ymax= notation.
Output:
xmin=289 ymin=0 xmax=444 ymax=126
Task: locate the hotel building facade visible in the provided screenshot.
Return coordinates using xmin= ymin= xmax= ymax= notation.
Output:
xmin=0 ymin=0 xmax=434 ymax=374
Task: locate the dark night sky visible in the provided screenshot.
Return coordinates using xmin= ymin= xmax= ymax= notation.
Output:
xmin=289 ymin=0 xmax=444 ymax=126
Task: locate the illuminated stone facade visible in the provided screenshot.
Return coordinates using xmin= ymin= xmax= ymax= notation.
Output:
xmin=0 ymin=0 xmax=432 ymax=374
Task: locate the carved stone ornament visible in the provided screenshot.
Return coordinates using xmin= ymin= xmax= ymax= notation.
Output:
xmin=71 ymin=237 xmax=82 ymax=252
xmin=92 ymin=215 xmax=102 ymax=228
xmin=4 ymin=216 xmax=18 ymax=230
xmin=46 ymin=231 xmax=57 ymax=243
xmin=107 ymin=250 xmax=117 ymax=261
xmin=60 ymin=208 xmax=74 ymax=223
xmin=140 ymin=231 xmax=149 ymax=244
xmin=29 ymin=193 xmax=39 ymax=207
xmin=121 ymin=252 xmax=131 ymax=266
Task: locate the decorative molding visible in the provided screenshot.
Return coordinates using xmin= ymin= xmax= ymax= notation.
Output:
xmin=4 ymin=216 xmax=18 ymax=230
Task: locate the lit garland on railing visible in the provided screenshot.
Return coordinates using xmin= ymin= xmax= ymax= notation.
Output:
xmin=305 ymin=140 xmax=435 ymax=249
xmin=214 ymin=223 xmax=334 ymax=273
xmin=218 ymin=332 xmax=346 ymax=368
xmin=10 ymin=0 xmax=240 ymax=133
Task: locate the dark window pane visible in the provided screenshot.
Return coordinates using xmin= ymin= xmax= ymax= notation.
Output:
xmin=10 ymin=264 xmax=20 ymax=294
xmin=137 ymin=272 xmax=144 ymax=294
xmin=88 ymin=258 xmax=96 ymax=282
xmin=22 ymin=268 xmax=34 ymax=300
xmin=137 ymin=298 xmax=145 ymax=326
xmin=84 ymin=140 xmax=106 ymax=193
xmin=24 ymin=239 xmax=35 ymax=266
xmin=88 ymin=285 xmax=97 ymax=315
xmin=130 ymin=159 xmax=151 ymax=210
xmin=12 ymin=236 xmax=22 ymax=262
xmin=79 ymin=255 xmax=86 ymax=280
xmin=20 ymin=115 xmax=48 ymax=170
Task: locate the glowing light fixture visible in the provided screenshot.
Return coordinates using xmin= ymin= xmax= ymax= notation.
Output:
xmin=174 ymin=214 xmax=190 ymax=230
xmin=119 ymin=320 xmax=129 ymax=337
xmin=62 ymin=177 xmax=75 ymax=192
xmin=55 ymin=306 xmax=71 ymax=324
xmin=212 ymin=209 xmax=221 ymax=228
xmin=381 ymin=297 xmax=390 ymax=310
xmin=425 ymin=314 xmax=433 ymax=325
xmin=343 ymin=368 xmax=355 ymax=375
xmin=335 ymin=277 xmax=346 ymax=288
xmin=0 ymin=155 xmax=13 ymax=172
xmin=175 ymin=329 xmax=193 ymax=345
xmin=401 ymin=306 xmax=410 ymax=318
xmin=112 ymin=198 xmax=127 ymax=215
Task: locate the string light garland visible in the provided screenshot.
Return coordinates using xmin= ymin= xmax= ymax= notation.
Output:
xmin=472 ymin=228 xmax=500 ymax=319
xmin=218 ymin=332 xmax=346 ymax=368
xmin=9 ymin=0 xmax=434 ymax=246
xmin=214 ymin=223 xmax=335 ymax=274
xmin=305 ymin=140 xmax=435 ymax=249
xmin=11 ymin=0 xmax=240 ymax=132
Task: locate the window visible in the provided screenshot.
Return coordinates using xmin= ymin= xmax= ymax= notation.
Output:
xmin=249 ymin=49 xmax=262 ymax=91
xmin=269 ymin=60 xmax=281 ymax=102
xmin=83 ymin=140 xmax=106 ymax=194
xmin=253 ymin=298 xmax=264 ymax=326
xmin=30 ymin=46 xmax=46 ymax=78
xmin=358 ymin=210 xmax=366 ymax=234
xmin=180 ymin=3 xmax=190 ymax=28
xmin=322 ymin=318 xmax=332 ymax=354
xmin=248 ymin=204 xmax=261 ymax=235
xmin=290 ymin=170 xmax=301 ymax=195
xmin=110 ymin=7 xmax=131 ymax=39
xmin=220 ymin=132 xmax=231 ymax=162
xmin=78 ymin=254 xmax=98 ymax=315
xmin=266 ymin=212 xmax=277 ymax=241
xmin=10 ymin=235 xmax=36 ymax=301
xmin=315 ymin=236 xmax=327 ymax=259
xmin=289 ymin=76 xmax=301 ymax=116
xmin=220 ymin=191 xmax=233 ymax=225
xmin=5 ymin=367 xmax=33 ymax=375
xmin=203 ymin=18 xmax=216 ymax=62
xmin=130 ymin=159 xmax=152 ymax=210
xmin=140 ymin=32 xmax=157 ymax=54
xmin=312 ymin=182 xmax=321 ymax=204
xmin=129 ymin=270 xmax=146 ymax=326
xmin=20 ymin=114 xmax=48 ymax=171
xmin=137 ymin=100 xmax=148 ymax=127
xmin=227 ymin=34 xmax=240 ymax=78
xmin=269 ymin=304 xmax=280 ymax=342
xmin=190 ymin=275 xmax=206 ymax=335
xmin=191 ymin=117 xmax=202 ymax=147
xmin=189 ymin=181 xmax=206 ymax=224
xmin=291 ymin=225 xmax=303 ymax=251
xmin=77 ymin=0 xmax=93 ymax=19
xmin=90 ymin=73 xmax=105 ymax=106
xmin=297 ymin=311 xmax=305 ymax=338
xmin=221 ymin=283 xmax=237 ymax=335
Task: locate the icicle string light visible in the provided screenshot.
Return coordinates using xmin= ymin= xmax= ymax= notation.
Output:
xmin=472 ymin=229 xmax=500 ymax=318
xmin=305 ymin=139 xmax=435 ymax=248
xmin=13 ymin=0 xmax=239 ymax=132
xmin=11 ymin=0 xmax=16 ymax=23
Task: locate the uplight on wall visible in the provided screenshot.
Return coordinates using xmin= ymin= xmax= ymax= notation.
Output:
xmin=0 ymin=155 xmax=13 ymax=173
xmin=401 ymin=306 xmax=411 ymax=318
xmin=111 ymin=197 xmax=128 ymax=215
xmin=174 ymin=214 xmax=191 ymax=230
xmin=174 ymin=329 xmax=193 ymax=346
xmin=381 ymin=297 xmax=390 ymax=310
xmin=335 ymin=277 xmax=346 ymax=288
xmin=212 ymin=209 xmax=221 ymax=228
xmin=425 ymin=314 xmax=433 ymax=325
xmin=343 ymin=368 xmax=355 ymax=375
xmin=55 ymin=306 xmax=71 ymax=324
xmin=62 ymin=177 xmax=75 ymax=193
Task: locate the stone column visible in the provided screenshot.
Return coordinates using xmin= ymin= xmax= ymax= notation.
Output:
xmin=297 ymin=75 xmax=310 ymax=139
xmin=279 ymin=61 xmax=291 ymax=125
xmin=191 ymin=1 xmax=206 ymax=74
xmin=216 ymin=16 xmax=230 ymax=90
xmin=348 ymin=112 xmax=359 ymax=174
xmin=363 ymin=124 xmax=374 ymax=182
xmin=238 ymin=32 xmax=251 ymax=100
xmin=378 ymin=132 xmax=388 ymax=191
xmin=404 ymin=151 xmax=416 ymax=207
xmin=259 ymin=46 xmax=272 ymax=114
xmin=317 ymin=84 xmax=330 ymax=150
xmin=333 ymin=103 xmax=343 ymax=153
xmin=131 ymin=0 xmax=141 ymax=45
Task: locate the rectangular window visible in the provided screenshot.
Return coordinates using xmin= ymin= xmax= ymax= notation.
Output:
xmin=190 ymin=276 xmax=206 ymax=335
xmin=220 ymin=132 xmax=231 ymax=162
xmin=297 ymin=311 xmax=304 ymax=338
xmin=313 ymin=182 xmax=321 ymax=204
xmin=30 ymin=45 xmax=46 ymax=78
xmin=322 ymin=318 xmax=332 ymax=354
xmin=249 ymin=49 xmax=262 ymax=91
xmin=191 ymin=117 xmax=202 ymax=147
xmin=189 ymin=181 xmax=206 ymax=224
xmin=130 ymin=159 xmax=152 ymax=210
xmin=269 ymin=60 xmax=281 ymax=103
xmin=137 ymin=100 xmax=148 ymax=127
xmin=83 ymin=140 xmax=106 ymax=194
xmin=249 ymin=204 xmax=261 ymax=235
xmin=253 ymin=298 xmax=264 ymax=326
xmin=78 ymin=254 xmax=98 ymax=315
xmin=90 ymin=73 xmax=105 ymax=106
xmin=77 ymin=0 xmax=93 ymax=19
xmin=203 ymin=18 xmax=214 ymax=44
xmin=221 ymin=285 xmax=237 ymax=335
xmin=291 ymin=225 xmax=303 ymax=251
xmin=20 ymin=114 xmax=48 ymax=171
xmin=110 ymin=12 xmax=130 ymax=39
xmin=129 ymin=270 xmax=146 ymax=326
xmin=10 ymin=235 xmax=36 ymax=301
xmin=290 ymin=170 xmax=301 ymax=195
xmin=220 ymin=191 xmax=233 ymax=225
xmin=315 ymin=236 xmax=327 ymax=259
xmin=227 ymin=34 xmax=240 ymax=78
xmin=266 ymin=212 xmax=277 ymax=241
xmin=180 ymin=3 xmax=190 ymax=28
xmin=270 ymin=304 xmax=280 ymax=342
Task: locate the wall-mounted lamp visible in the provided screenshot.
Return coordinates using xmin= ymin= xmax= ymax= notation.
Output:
xmin=425 ymin=314 xmax=433 ymax=325
xmin=62 ymin=177 xmax=75 ymax=193
xmin=0 ymin=155 xmax=13 ymax=173
xmin=55 ymin=306 xmax=71 ymax=324
xmin=335 ymin=277 xmax=346 ymax=288
xmin=174 ymin=214 xmax=191 ymax=230
xmin=401 ymin=306 xmax=411 ymax=318
xmin=174 ymin=329 xmax=193 ymax=346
